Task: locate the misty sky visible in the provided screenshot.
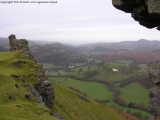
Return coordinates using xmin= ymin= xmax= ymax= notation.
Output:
xmin=0 ymin=0 xmax=160 ymax=45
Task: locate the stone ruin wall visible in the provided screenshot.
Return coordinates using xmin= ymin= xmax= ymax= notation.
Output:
xmin=112 ymin=0 xmax=160 ymax=119
xmin=8 ymin=34 xmax=29 ymax=53
xmin=8 ymin=34 xmax=54 ymax=109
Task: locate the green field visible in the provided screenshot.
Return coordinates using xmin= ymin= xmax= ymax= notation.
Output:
xmin=50 ymin=77 xmax=113 ymax=100
xmin=50 ymin=77 xmax=152 ymax=120
xmin=46 ymin=56 xmax=152 ymax=119
xmin=119 ymin=82 xmax=149 ymax=107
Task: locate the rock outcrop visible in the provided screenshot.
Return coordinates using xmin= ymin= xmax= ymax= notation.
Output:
xmin=112 ymin=0 xmax=160 ymax=30
xmin=35 ymin=66 xmax=54 ymax=109
xmin=112 ymin=1 xmax=160 ymax=119
xmin=8 ymin=34 xmax=54 ymax=109
xmin=148 ymin=62 xmax=160 ymax=120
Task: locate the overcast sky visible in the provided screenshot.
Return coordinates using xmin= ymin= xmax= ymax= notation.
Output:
xmin=0 ymin=0 xmax=160 ymax=45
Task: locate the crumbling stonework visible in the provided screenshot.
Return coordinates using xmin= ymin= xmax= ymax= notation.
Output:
xmin=8 ymin=34 xmax=29 ymax=52
xmin=148 ymin=62 xmax=160 ymax=120
xmin=8 ymin=34 xmax=54 ymax=109
xmin=35 ymin=65 xmax=54 ymax=109
xmin=112 ymin=0 xmax=160 ymax=30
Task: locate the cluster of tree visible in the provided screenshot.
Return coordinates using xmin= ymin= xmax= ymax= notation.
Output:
xmin=136 ymin=76 xmax=154 ymax=89
xmin=118 ymin=77 xmax=136 ymax=88
xmin=107 ymin=83 xmax=126 ymax=106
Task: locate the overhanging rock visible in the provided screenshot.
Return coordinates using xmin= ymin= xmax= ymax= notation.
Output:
xmin=112 ymin=0 xmax=160 ymax=30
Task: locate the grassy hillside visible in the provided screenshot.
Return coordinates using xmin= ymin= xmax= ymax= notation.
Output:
xmin=0 ymin=51 xmax=130 ymax=120
xmin=53 ymin=83 xmax=129 ymax=120
xmin=0 ymin=51 xmax=57 ymax=120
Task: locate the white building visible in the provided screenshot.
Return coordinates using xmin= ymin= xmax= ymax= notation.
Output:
xmin=69 ymin=66 xmax=75 ymax=69
xmin=112 ymin=68 xmax=119 ymax=72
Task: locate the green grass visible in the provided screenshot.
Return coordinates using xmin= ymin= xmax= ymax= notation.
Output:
xmin=0 ymin=52 xmax=17 ymax=61
xmin=50 ymin=77 xmax=113 ymax=100
xmin=53 ymin=83 xmax=128 ymax=120
xmin=119 ymin=82 xmax=149 ymax=107
xmin=0 ymin=51 xmax=57 ymax=120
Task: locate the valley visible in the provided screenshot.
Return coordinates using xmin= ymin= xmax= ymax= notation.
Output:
xmin=0 ymin=37 xmax=158 ymax=120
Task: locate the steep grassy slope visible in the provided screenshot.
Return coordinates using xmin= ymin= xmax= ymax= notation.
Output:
xmin=53 ymin=83 xmax=129 ymax=120
xmin=0 ymin=51 xmax=57 ymax=120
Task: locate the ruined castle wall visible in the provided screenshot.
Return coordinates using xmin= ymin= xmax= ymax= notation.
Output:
xmin=8 ymin=34 xmax=54 ymax=109
xmin=8 ymin=34 xmax=29 ymax=52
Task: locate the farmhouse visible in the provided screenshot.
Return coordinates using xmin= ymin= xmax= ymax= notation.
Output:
xmin=112 ymin=68 xmax=119 ymax=72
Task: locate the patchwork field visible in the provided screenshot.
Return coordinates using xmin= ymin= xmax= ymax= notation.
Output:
xmin=48 ymin=61 xmax=139 ymax=82
xmin=50 ymin=77 xmax=152 ymax=120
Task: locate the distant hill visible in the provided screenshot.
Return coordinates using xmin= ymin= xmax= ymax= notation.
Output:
xmin=1 ymin=37 xmax=160 ymax=53
xmin=0 ymin=37 xmax=9 ymax=45
xmin=0 ymin=46 xmax=7 ymax=52
xmin=77 ymin=39 xmax=160 ymax=54
xmin=0 ymin=37 xmax=9 ymax=51
xmin=1 ymin=37 xmax=160 ymax=63
xmin=118 ymin=39 xmax=160 ymax=51
xmin=93 ymin=51 xmax=160 ymax=63
xmin=30 ymin=43 xmax=89 ymax=65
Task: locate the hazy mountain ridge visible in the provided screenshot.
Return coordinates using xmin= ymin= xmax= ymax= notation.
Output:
xmin=1 ymin=37 xmax=160 ymax=52
xmin=1 ymin=37 xmax=160 ymax=63
xmin=77 ymin=39 xmax=160 ymax=53
xmin=29 ymin=43 xmax=89 ymax=65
